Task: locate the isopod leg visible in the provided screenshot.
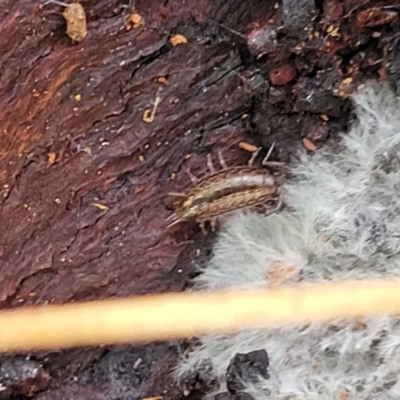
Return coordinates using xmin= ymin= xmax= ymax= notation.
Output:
xmin=168 ymin=192 xmax=187 ymax=198
xmin=184 ymin=167 xmax=198 ymax=184
xmin=217 ymin=151 xmax=228 ymax=169
xmin=166 ymin=215 xmax=181 ymax=228
xmin=261 ymin=141 xmax=276 ymax=165
xmin=199 ymin=220 xmax=208 ymax=235
xmin=210 ymin=217 xmax=217 ymax=232
xmin=264 ymin=196 xmax=283 ymax=217
xmin=247 ymin=147 xmax=262 ymax=166
xmin=263 ymin=161 xmax=285 ymax=167
xmin=207 ymin=154 xmax=216 ymax=174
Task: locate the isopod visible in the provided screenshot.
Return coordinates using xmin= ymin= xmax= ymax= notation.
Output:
xmin=167 ymin=146 xmax=282 ymax=232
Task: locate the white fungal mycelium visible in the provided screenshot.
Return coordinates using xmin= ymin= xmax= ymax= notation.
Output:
xmin=175 ymin=81 xmax=400 ymax=399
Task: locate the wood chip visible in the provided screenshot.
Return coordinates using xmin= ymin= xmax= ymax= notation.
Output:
xmin=302 ymin=137 xmax=318 ymax=151
xmin=356 ymin=7 xmax=398 ymax=28
xmin=63 ymin=3 xmax=87 ymax=43
xmin=342 ymin=77 xmax=353 ymax=85
xmin=319 ymin=114 xmax=329 ymax=122
xmin=47 ymin=152 xmax=57 ymax=165
xmin=238 ymin=141 xmax=258 ymax=153
xmin=269 ymin=64 xmax=297 ymax=86
xmin=141 ymin=397 xmax=163 ymax=400
xmin=130 ymin=13 xmax=143 ymax=28
xmin=134 ymin=186 xmax=144 ymax=194
xmin=157 ymin=76 xmax=167 ymax=84
xmin=169 ymin=34 xmax=187 ymax=46
xmin=326 ymin=26 xmax=340 ymax=38
xmin=265 ymin=260 xmax=297 ymax=287
xmin=326 ymin=24 xmax=335 ymax=33
xmin=90 ymin=203 xmax=109 ymax=211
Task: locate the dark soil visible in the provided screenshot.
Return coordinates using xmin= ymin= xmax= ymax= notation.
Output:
xmin=1 ymin=0 xmax=400 ymax=398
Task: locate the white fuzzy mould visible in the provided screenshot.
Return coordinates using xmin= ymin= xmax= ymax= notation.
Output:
xmin=175 ymin=82 xmax=400 ymax=399
xmin=286 ymin=81 xmax=400 ymax=260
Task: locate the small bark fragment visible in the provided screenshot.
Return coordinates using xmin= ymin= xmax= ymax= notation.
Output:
xmin=269 ymin=64 xmax=297 ymax=86
xmin=63 ymin=3 xmax=87 ymax=43
xmin=169 ymin=34 xmax=188 ymax=46
xmin=356 ymin=7 xmax=398 ymax=28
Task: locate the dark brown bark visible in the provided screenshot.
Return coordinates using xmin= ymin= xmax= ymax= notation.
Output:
xmin=1 ymin=0 xmax=399 ymax=398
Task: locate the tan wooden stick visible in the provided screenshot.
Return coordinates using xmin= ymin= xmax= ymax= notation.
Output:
xmin=1 ymin=278 xmax=400 ymax=352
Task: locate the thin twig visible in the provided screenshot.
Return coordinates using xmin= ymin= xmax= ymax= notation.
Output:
xmin=1 ymin=278 xmax=400 ymax=352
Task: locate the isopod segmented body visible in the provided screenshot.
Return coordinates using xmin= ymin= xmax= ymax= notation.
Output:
xmin=168 ymin=150 xmax=281 ymax=231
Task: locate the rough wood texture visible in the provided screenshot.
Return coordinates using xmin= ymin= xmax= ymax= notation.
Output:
xmin=0 ymin=0 xmax=274 ymax=308
xmin=2 ymin=0 xmax=399 ymax=398
xmin=0 ymin=1 xmax=276 ymax=397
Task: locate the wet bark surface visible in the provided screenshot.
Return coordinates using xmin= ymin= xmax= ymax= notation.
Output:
xmin=1 ymin=0 xmax=400 ymax=398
